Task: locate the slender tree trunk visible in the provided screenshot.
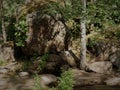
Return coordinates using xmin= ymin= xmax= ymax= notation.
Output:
xmin=1 ymin=18 xmax=7 ymax=43
xmin=80 ymin=0 xmax=87 ymax=70
xmin=0 ymin=0 xmax=7 ymax=43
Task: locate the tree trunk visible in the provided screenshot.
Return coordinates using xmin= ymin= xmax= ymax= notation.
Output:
xmin=1 ymin=18 xmax=7 ymax=43
xmin=80 ymin=0 xmax=87 ymax=70
xmin=0 ymin=0 xmax=7 ymax=43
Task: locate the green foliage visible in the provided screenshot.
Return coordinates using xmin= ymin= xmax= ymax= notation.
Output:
xmin=15 ymin=19 xmax=28 ymax=46
xmin=0 ymin=0 xmax=25 ymax=42
xmin=48 ymin=88 xmax=57 ymax=90
xmin=0 ymin=60 xmax=7 ymax=66
xmin=34 ymin=74 xmax=43 ymax=90
xmin=66 ymin=19 xmax=80 ymax=38
xmin=57 ymin=69 xmax=74 ymax=90
xmin=86 ymin=0 xmax=120 ymax=49
xmin=33 ymin=74 xmax=57 ymax=90
xmin=87 ymin=0 xmax=120 ymax=29
xmin=16 ymin=0 xmax=120 ymax=41
xmin=6 ymin=16 xmax=16 ymax=41
xmin=3 ymin=0 xmax=25 ymax=17
xmin=21 ymin=63 xmax=28 ymax=71
xmin=37 ymin=53 xmax=49 ymax=71
xmin=33 ymin=69 xmax=74 ymax=90
xmin=42 ymin=0 xmax=82 ymax=37
xmin=32 ymin=53 xmax=39 ymax=60
xmin=21 ymin=60 xmax=31 ymax=71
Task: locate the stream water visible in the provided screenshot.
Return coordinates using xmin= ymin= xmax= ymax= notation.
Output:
xmin=0 ymin=73 xmax=34 ymax=90
xmin=0 ymin=72 xmax=120 ymax=90
xmin=74 ymin=85 xmax=120 ymax=90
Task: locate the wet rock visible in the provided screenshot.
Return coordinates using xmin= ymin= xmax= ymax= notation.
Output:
xmin=105 ymin=78 xmax=120 ymax=86
xmin=39 ymin=74 xmax=57 ymax=88
xmin=19 ymin=72 xmax=29 ymax=78
xmin=88 ymin=61 xmax=113 ymax=74
xmin=0 ymin=69 xmax=9 ymax=74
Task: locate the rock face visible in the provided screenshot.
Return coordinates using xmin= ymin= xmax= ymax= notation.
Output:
xmin=23 ymin=14 xmax=68 ymax=55
xmin=109 ymin=50 xmax=120 ymax=70
xmin=88 ymin=61 xmax=113 ymax=74
xmin=60 ymin=51 xmax=77 ymax=67
xmin=0 ymin=42 xmax=15 ymax=62
xmin=87 ymin=40 xmax=118 ymax=62
xmin=24 ymin=12 xmax=81 ymax=57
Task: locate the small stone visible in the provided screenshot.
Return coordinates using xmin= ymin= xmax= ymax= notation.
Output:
xmin=19 ymin=72 xmax=29 ymax=78
xmin=0 ymin=69 xmax=9 ymax=74
xmin=39 ymin=74 xmax=57 ymax=88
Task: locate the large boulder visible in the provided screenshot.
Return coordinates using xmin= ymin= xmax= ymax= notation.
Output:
xmin=23 ymin=13 xmax=68 ymax=55
xmin=88 ymin=61 xmax=113 ymax=74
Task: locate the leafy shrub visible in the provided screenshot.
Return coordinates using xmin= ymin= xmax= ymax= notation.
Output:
xmin=33 ymin=69 xmax=74 ymax=90
xmin=21 ymin=62 xmax=29 ymax=71
xmin=37 ymin=53 xmax=49 ymax=71
xmin=57 ymin=69 xmax=74 ymax=90
xmin=34 ymin=74 xmax=43 ymax=90
xmin=33 ymin=74 xmax=57 ymax=90
xmin=15 ymin=19 xmax=28 ymax=47
xmin=0 ymin=60 xmax=7 ymax=66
